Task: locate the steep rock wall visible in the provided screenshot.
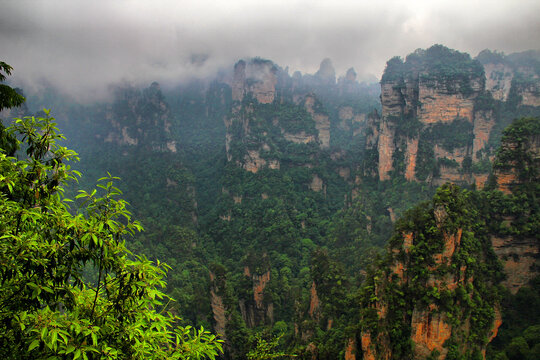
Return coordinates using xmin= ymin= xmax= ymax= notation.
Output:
xmin=240 ymin=266 xmax=274 ymax=328
xmin=490 ymin=118 xmax=540 ymax=293
xmin=103 ymin=82 xmax=175 ymax=150
xmin=304 ymin=95 xmax=330 ymax=148
xmin=209 ymin=271 xmax=228 ymax=341
xmin=360 ymin=185 xmax=502 ymax=360
xmin=231 ymin=59 xmax=277 ymax=104
xmin=370 ymin=64 xmax=483 ymax=183
xmin=483 ymin=63 xmax=513 ymax=101
xmin=366 ymin=46 xmax=540 ymax=186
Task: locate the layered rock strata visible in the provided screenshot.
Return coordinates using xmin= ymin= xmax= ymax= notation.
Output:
xmin=367 ymin=46 xmax=540 ymax=186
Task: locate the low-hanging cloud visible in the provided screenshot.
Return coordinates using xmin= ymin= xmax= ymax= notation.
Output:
xmin=1 ymin=0 xmax=539 ymax=101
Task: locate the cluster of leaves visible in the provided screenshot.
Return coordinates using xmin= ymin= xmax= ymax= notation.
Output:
xmin=0 ymin=110 xmax=223 ymax=359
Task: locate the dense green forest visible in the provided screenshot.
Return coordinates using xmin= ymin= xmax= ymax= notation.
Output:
xmin=0 ymin=64 xmax=223 ymax=359
xmin=1 ymin=45 xmax=539 ymax=359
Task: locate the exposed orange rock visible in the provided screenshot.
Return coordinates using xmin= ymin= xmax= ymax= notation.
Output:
xmin=403 ymin=232 xmax=414 ymax=251
xmin=370 ymin=57 xmax=504 ymax=184
xmin=209 ymin=272 xmax=227 ymax=341
xmin=362 ymin=219 xmax=499 ymax=359
xmin=411 ymin=306 xmax=452 ymax=359
xmin=521 ymin=92 xmax=540 ymax=106
xmin=405 ymin=138 xmax=419 ymax=181
xmin=491 ymin=236 xmax=539 ymax=294
xmin=473 ymin=173 xmax=489 ymax=189
xmin=308 ymin=281 xmax=320 ymax=320
xmin=472 ymin=111 xmax=495 ymax=161
xmin=390 ymin=261 xmax=405 ymax=281
xmin=380 ymin=82 xmax=404 ymax=118
xmin=488 ymin=307 xmax=503 ymax=344
xmin=232 ymin=60 xmax=247 ymax=102
xmin=244 ymin=149 xmax=272 ymax=173
xmin=360 ymin=332 xmax=375 ymax=360
xmin=432 ymin=145 xmax=470 ymax=185
xmin=220 ymin=212 xmax=232 ymax=221
xmin=353 ymin=114 xmax=367 ymax=136
xmin=495 ymin=173 xmax=516 ymax=194
xmin=442 ymin=229 xmax=462 ymax=259
xmin=398 ymin=61 xmax=540 ymax=187
xmin=345 ymin=338 xmax=357 ymax=360
xmin=283 ymin=131 xmax=316 ymax=144
xmin=387 ymin=207 xmax=396 ymax=223
xmin=377 ymin=120 xmax=395 ymax=181
xmin=240 ymin=267 xmax=274 ymax=328
xmin=338 ymin=167 xmax=351 ymax=180
xmin=233 ymin=195 xmax=242 ymax=204
xmin=306 ymin=343 xmax=318 ymax=360
xmin=253 ymin=270 xmax=271 ymax=309
xmin=418 ymin=86 xmax=475 ymax=125
xmin=494 ymin=130 xmax=540 ymax=194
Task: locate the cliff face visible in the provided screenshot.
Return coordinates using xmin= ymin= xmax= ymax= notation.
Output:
xmin=360 ymin=185 xmax=502 ymax=360
xmin=483 ymin=63 xmax=513 ymax=101
xmin=367 ymin=46 xmax=540 ymax=186
xmin=225 ymin=59 xmax=337 ymax=175
xmin=102 ymin=82 xmax=175 ymax=151
xmin=478 ymin=49 xmax=540 ymax=107
xmin=490 ymin=117 xmax=540 ymax=294
xmin=366 ymin=46 xmax=487 ymax=184
xmin=304 ymin=94 xmax=330 ymax=148
xmin=239 ymin=265 xmax=274 ymax=328
xmin=209 ymin=271 xmax=228 ymax=341
xmin=493 ymin=131 xmax=540 ymax=193
xmin=221 ymin=56 xmax=376 ymax=214
xmin=231 ymin=59 xmax=277 ymax=105
xmin=358 ymin=117 xmax=540 ymax=360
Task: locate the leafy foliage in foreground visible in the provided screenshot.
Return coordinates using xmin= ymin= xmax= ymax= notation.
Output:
xmin=0 ymin=112 xmax=223 ymax=359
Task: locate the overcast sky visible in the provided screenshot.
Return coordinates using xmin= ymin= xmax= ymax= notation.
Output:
xmin=1 ymin=0 xmax=539 ymax=101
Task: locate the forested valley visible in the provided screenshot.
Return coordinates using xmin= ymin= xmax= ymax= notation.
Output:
xmin=1 ymin=45 xmax=539 ymax=359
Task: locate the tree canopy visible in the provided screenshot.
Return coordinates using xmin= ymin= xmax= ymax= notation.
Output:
xmin=0 ymin=63 xmax=223 ymax=359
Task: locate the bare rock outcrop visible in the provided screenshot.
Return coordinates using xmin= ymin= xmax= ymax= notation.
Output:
xmin=103 ymin=82 xmax=174 ymax=150
xmin=240 ymin=265 xmax=274 ymax=328
xmin=304 ymin=95 xmax=330 ymax=148
xmin=366 ymin=46 xmax=540 ymax=186
xmin=360 ymin=185 xmax=502 ymax=360
xmin=230 ymin=59 xmax=277 ymax=104
xmin=490 ymin=118 xmax=540 ymax=293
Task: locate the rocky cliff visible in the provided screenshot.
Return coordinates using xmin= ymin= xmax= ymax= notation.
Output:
xmin=490 ymin=117 xmax=540 ymax=294
xmin=221 ymin=57 xmax=375 ymax=210
xmin=360 ymin=184 xmax=503 ymax=360
xmin=101 ymin=82 xmax=176 ymax=151
xmin=239 ymin=264 xmax=274 ymax=328
xmin=478 ymin=49 xmax=540 ymax=107
xmin=359 ymin=117 xmax=540 ymax=360
xmin=366 ymin=46 xmax=540 ymax=186
xmin=225 ymin=59 xmax=329 ymax=174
